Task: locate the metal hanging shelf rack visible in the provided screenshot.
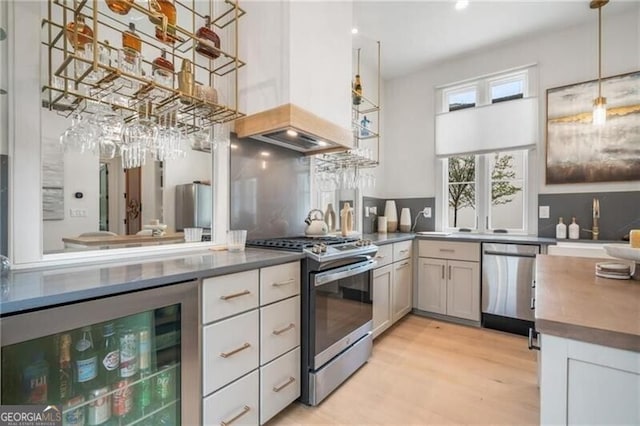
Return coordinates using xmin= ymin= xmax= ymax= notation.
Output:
xmin=42 ymin=0 xmax=246 ymax=133
xmin=316 ymin=40 xmax=381 ymax=172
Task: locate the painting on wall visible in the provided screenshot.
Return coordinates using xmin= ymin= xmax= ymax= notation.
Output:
xmin=546 ymin=71 xmax=640 ymax=184
xmin=42 ymin=138 xmax=64 ymax=220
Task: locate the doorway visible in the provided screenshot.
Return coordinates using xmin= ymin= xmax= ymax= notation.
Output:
xmin=125 ymin=167 xmax=142 ymax=235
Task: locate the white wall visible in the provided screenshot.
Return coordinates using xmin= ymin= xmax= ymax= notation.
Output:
xmin=381 ymin=7 xmax=640 ymax=199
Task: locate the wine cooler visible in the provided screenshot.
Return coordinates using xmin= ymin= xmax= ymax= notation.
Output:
xmin=0 ymin=281 xmax=199 ymax=425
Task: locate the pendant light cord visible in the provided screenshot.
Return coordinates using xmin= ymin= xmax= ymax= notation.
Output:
xmin=598 ymin=6 xmax=602 ymax=99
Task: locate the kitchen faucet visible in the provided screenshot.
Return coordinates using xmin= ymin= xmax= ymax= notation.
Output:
xmin=582 ymin=197 xmax=600 ymax=240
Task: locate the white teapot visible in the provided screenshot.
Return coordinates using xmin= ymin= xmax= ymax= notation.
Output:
xmin=304 ymin=209 xmax=329 ymax=236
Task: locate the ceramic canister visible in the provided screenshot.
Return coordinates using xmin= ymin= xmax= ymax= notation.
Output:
xmin=384 ymin=200 xmax=398 ymax=232
xmin=399 ymin=208 xmax=411 ymax=233
xmin=377 ymin=216 xmax=387 ymax=234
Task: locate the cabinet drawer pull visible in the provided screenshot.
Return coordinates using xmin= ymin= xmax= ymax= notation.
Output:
xmin=272 ymin=278 xmax=295 ymax=287
xmin=397 ymin=261 xmax=410 ymax=268
xmin=441 ymin=265 xmax=445 ymax=279
xmin=219 ymin=290 xmax=251 ymax=300
xmin=439 ymin=248 xmax=455 ymax=253
xmin=530 ymin=297 xmax=536 ymax=310
xmin=531 ymin=279 xmax=536 ymax=289
xmin=375 ymin=255 xmax=386 ymax=259
xmin=399 ymin=249 xmax=409 ymax=254
xmin=272 ymin=323 xmax=295 ymax=336
xmin=220 ymin=342 xmax=251 ymax=358
xmin=220 ymin=405 xmax=251 ymax=426
xmin=272 ymin=376 xmax=296 ymax=393
xmin=448 ymin=265 xmax=452 ymax=280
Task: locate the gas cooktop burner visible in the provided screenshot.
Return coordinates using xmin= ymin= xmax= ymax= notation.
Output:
xmin=246 ymin=236 xmax=359 ymax=251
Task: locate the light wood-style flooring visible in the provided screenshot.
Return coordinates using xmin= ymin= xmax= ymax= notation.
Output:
xmin=269 ymin=314 xmax=539 ymax=425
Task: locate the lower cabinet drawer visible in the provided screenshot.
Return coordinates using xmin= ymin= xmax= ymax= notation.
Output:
xmin=260 ymin=347 xmax=301 ymax=425
xmin=203 ymin=369 xmax=259 ymax=426
xmin=260 ymin=296 xmax=300 ymax=365
xmin=374 ymin=244 xmax=393 ymax=268
xmin=203 ymin=310 xmax=259 ymax=395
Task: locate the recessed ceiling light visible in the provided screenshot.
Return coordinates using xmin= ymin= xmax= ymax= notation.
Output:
xmin=455 ymin=0 xmax=469 ymax=10
xmin=230 ymin=143 xmax=238 ymax=149
xmin=317 ymin=140 xmax=328 ymax=147
xmin=260 ymin=151 xmax=271 ymax=157
xmin=286 ymin=129 xmax=298 ymax=137
xmin=351 ymin=28 xmax=359 ymax=35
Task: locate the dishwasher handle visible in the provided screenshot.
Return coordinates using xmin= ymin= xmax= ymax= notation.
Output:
xmin=483 ymin=250 xmax=537 ymax=259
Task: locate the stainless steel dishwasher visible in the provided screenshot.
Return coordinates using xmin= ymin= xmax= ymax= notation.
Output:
xmin=482 ymin=243 xmax=540 ymax=335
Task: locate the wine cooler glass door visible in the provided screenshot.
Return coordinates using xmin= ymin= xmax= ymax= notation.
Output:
xmin=0 ymin=280 xmax=199 ymax=425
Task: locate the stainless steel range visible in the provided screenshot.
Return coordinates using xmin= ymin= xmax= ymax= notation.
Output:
xmin=246 ymin=236 xmax=378 ymax=405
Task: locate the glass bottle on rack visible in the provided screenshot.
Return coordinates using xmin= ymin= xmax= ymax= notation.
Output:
xmin=122 ymin=22 xmax=142 ymax=63
xmin=149 ymin=0 xmax=177 ymax=44
xmin=65 ymin=14 xmax=94 ymax=52
xmin=105 ymin=0 xmax=134 ymax=15
xmin=138 ymin=326 xmax=152 ymax=415
xmin=152 ymin=49 xmax=174 ymax=87
xmin=74 ymin=326 xmax=98 ymax=392
xmin=352 ymin=74 xmax=363 ymax=106
xmin=195 ymin=15 xmax=221 ymax=60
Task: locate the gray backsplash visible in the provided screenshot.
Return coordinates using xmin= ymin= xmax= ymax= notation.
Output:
xmin=538 ymin=191 xmax=640 ymax=241
xmin=363 ymin=196 xmax=436 ymax=233
xmin=230 ymin=134 xmax=310 ymax=240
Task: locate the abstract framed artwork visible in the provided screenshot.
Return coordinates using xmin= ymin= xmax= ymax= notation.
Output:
xmin=546 ymin=71 xmax=640 ymax=184
xmin=42 ymin=137 xmax=64 ymax=220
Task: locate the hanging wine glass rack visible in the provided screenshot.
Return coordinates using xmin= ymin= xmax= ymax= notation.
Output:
xmin=42 ymin=0 xmax=245 ymax=134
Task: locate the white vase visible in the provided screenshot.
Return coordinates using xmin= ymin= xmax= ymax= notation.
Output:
xmin=399 ymin=208 xmax=411 ymax=233
xmin=377 ymin=216 xmax=387 ymax=234
xmin=384 ymin=200 xmax=398 ymax=233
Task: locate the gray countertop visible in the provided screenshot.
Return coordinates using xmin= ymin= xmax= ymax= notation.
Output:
xmin=414 ymin=232 xmax=557 ymax=245
xmin=362 ymin=233 xmax=416 ymax=245
xmin=0 ymin=249 xmax=304 ymax=316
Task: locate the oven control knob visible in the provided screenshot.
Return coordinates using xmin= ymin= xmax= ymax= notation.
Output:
xmin=365 ymin=239 xmax=372 ymax=246
xmin=355 ymin=239 xmax=363 ymax=247
xmin=312 ymin=244 xmax=322 ymax=254
xmin=320 ymin=243 xmax=327 ymax=253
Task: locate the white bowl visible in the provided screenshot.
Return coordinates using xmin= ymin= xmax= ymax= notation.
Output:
xmin=604 ymin=244 xmax=640 ymax=262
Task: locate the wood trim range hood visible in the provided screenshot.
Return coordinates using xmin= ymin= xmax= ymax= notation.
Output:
xmin=237 ymin=1 xmax=354 ymax=155
xmin=234 ymin=104 xmax=353 ymax=155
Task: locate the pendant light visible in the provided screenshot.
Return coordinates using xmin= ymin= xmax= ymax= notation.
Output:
xmin=591 ymin=0 xmax=608 ymax=126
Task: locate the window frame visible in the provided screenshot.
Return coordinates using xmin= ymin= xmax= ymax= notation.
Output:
xmin=443 ymin=150 xmax=528 ymax=234
xmin=442 ymin=84 xmax=478 ymax=112
xmin=487 ymin=70 xmax=529 ymax=104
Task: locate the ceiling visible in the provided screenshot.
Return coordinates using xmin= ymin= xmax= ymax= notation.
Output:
xmin=352 ymin=0 xmax=638 ymax=79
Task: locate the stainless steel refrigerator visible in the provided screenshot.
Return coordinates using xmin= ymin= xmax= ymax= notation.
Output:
xmin=174 ymin=183 xmax=212 ymax=232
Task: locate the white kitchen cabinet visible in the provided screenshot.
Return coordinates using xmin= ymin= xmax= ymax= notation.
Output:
xmin=417 ymin=258 xmax=447 ymax=315
xmin=392 ymin=259 xmax=412 ymax=322
xmin=201 ymin=261 xmax=301 ymax=423
xmin=446 ymin=260 xmax=480 ymax=321
xmin=417 ymin=241 xmax=481 ymax=322
xmin=372 ymin=241 xmax=414 ymax=339
xmin=540 ymin=333 xmax=640 ymax=425
xmin=372 ymin=264 xmax=393 ymax=338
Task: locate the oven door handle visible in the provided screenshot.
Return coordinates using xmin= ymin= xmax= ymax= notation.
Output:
xmin=314 ymin=259 xmax=377 ymax=286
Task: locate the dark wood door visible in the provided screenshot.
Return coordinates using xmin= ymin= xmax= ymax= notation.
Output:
xmin=125 ymin=167 xmax=142 ymax=235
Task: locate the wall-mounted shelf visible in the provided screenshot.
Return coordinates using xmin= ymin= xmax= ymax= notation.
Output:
xmin=42 ymin=0 xmax=246 ymax=134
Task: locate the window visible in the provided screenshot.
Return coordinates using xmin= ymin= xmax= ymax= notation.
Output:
xmin=445 ymin=86 xmax=477 ymax=111
xmin=444 ymin=150 xmax=527 ymax=233
xmin=447 ymin=155 xmax=477 ymax=229
xmin=490 ymin=72 xmax=527 ymax=103
xmin=488 ymin=151 xmax=526 ymax=230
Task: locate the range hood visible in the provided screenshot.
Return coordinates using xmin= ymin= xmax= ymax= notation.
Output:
xmin=234 ymin=104 xmax=353 ymax=155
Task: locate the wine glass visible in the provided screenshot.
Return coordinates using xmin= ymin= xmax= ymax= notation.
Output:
xmin=122 ymin=106 xmax=158 ymax=168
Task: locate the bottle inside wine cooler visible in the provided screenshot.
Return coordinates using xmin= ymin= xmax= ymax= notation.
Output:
xmin=57 ymin=333 xmax=74 ymax=402
xmin=22 ymin=351 xmax=49 ymax=404
xmin=74 ymin=326 xmax=99 ymax=392
xmin=100 ymin=323 xmax=120 ymax=385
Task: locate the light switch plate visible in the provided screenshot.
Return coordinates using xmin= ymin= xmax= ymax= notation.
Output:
xmin=539 ymin=206 xmax=550 ymax=219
